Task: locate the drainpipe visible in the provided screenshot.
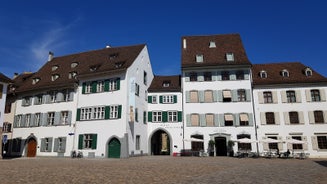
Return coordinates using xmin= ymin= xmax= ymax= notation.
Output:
xmin=249 ymin=69 xmax=260 ymax=156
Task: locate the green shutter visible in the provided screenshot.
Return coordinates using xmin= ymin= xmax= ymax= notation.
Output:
xmin=76 ymin=108 xmax=81 ymax=121
xmin=78 ymin=134 xmax=83 ymax=149
xmin=116 ymin=78 xmax=120 ymax=90
xmin=178 ymin=111 xmax=182 ymax=122
xmin=174 ymin=95 xmax=177 ymax=103
xmin=104 ymin=80 xmax=109 ymax=92
xmin=162 ymin=111 xmax=168 ymax=122
xmin=105 ymin=106 xmax=110 ymax=119
xmin=148 ymin=96 xmax=152 ymax=103
xmin=246 ymin=89 xmax=251 ymax=102
xmin=92 ymin=134 xmax=97 ymax=149
xmin=91 ymin=81 xmax=97 ymax=93
xmin=148 ymin=111 xmax=152 ymax=122
xmin=159 ymin=96 xmax=163 ymax=103
xmin=82 ymin=83 xmax=86 ymax=94
xmin=118 ymin=105 xmax=122 ymax=119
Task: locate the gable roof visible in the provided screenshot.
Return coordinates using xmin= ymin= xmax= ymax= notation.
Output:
xmin=15 ymin=44 xmax=146 ymax=93
xmin=252 ymin=62 xmax=327 ymax=86
xmin=181 ymin=33 xmax=251 ymax=68
xmin=0 ymin=72 xmax=12 ymax=83
xmin=148 ymin=75 xmax=181 ymax=92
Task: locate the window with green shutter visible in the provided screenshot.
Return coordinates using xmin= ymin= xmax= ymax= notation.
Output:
xmin=91 ymin=81 xmax=97 ymax=93
xmin=118 ymin=105 xmax=122 ymax=119
xmin=178 ymin=111 xmax=182 ymax=122
xmin=76 ymin=108 xmax=81 ymax=121
xmin=148 ymin=96 xmax=152 ymax=103
xmin=173 ymin=95 xmax=177 ymax=103
xmin=105 ymin=106 xmax=110 ymax=119
xmin=148 ymin=111 xmax=152 ymax=122
xmin=91 ymin=134 xmax=97 ymax=149
xmin=78 ymin=134 xmax=84 ymax=149
xmin=82 ymin=83 xmax=86 ymax=94
xmin=143 ymin=111 xmax=147 ymax=124
xmin=162 ymin=111 xmax=168 ymax=122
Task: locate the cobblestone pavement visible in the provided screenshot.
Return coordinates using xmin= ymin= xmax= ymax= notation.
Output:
xmin=0 ymin=156 xmax=326 ymax=184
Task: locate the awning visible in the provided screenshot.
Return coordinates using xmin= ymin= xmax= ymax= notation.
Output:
xmin=240 ymin=114 xmax=249 ymax=121
xmin=224 ymin=114 xmax=233 ymax=121
xmin=223 ymin=90 xmax=232 ymax=98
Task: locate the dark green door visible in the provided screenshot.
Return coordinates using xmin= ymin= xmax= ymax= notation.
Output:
xmin=108 ymin=138 xmax=121 ymax=158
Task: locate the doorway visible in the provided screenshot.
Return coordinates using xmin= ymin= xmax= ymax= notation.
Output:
xmin=27 ymin=138 xmax=37 ymax=157
xmin=151 ymin=130 xmax=170 ymax=155
xmin=108 ymin=138 xmax=121 ymax=158
xmin=215 ymin=137 xmax=227 ymax=156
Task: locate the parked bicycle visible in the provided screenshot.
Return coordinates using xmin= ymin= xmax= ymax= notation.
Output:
xmin=71 ymin=150 xmax=83 ymax=158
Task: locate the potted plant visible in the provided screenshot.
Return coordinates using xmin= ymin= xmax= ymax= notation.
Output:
xmin=208 ymin=140 xmax=215 ymax=156
xmin=227 ymin=140 xmax=235 ymax=157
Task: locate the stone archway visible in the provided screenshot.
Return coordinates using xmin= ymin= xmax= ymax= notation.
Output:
xmin=150 ymin=130 xmax=170 ymax=155
xmin=26 ymin=138 xmax=37 ymax=157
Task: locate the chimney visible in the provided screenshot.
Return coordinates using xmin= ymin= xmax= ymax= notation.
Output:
xmin=13 ymin=73 xmax=19 ymax=79
xmin=183 ymin=39 xmax=187 ymax=49
xmin=48 ymin=51 xmax=54 ymax=61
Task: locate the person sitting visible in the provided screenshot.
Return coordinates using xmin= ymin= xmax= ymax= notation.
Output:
xmin=286 ymin=149 xmax=290 ymax=158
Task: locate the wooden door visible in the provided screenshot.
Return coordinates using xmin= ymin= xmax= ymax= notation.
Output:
xmin=27 ymin=139 xmax=37 ymax=157
xmin=108 ymin=138 xmax=120 ymax=158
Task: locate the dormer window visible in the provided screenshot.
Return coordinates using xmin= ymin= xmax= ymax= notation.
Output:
xmin=51 ymin=74 xmax=60 ymax=81
xmin=260 ymin=70 xmax=267 ymax=78
xmin=196 ymin=54 xmax=204 ymax=63
xmin=71 ymin=62 xmax=79 ymax=68
xmin=226 ymin=53 xmax=234 ymax=62
xmin=32 ymin=77 xmax=40 ymax=85
xmin=52 ymin=65 xmax=59 ymax=71
xmin=115 ymin=61 xmax=125 ymax=68
xmin=109 ymin=53 xmax=119 ymax=60
xmin=281 ymin=69 xmax=289 ymax=77
xmin=209 ymin=41 xmax=216 ymax=48
xmin=163 ymin=81 xmax=170 ymax=87
xmin=90 ymin=65 xmax=99 ymax=72
xmin=304 ymin=68 xmax=312 ymax=77
xmin=68 ymin=72 xmax=77 ymax=79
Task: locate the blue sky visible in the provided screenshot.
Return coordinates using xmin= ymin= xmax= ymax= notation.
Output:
xmin=1 ymin=0 xmax=327 ymax=78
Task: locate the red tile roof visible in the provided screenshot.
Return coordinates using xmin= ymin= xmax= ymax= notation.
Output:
xmin=15 ymin=44 xmax=146 ymax=93
xmin=181 ymin=33 xmax=251 ymax=68
xmin=252 ymin=62 xmax=327 ymax=85
xmin=148 ymin=75 xmax=181 ymax=92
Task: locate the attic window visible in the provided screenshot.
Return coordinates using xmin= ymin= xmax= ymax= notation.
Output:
xmin=71 ymin=62 xmax=78 ymax=68
xmin=226 ymin=53 xmax=234 ymax=62
xmin=32 ymin=78 xmax=40 ymax=85
xmin=109 ymin=53 xmax=119 ymax=60
xmin=90 ymin=65 xmax=99 ymax=72
xmin=304 ymin=68 xmax=312 ymax=77
xmin=51 ymin=74 xmax=60 ymax=81
xmin=69 ymin=72 xmax=77 ymax=79
xmin=196 ymin=54 xmax=203 ymax=63
xmin=115 ymin=61 xmax=125 ymax=68
xmin=281 ymin=69 xmax=289 ymax=77
xmin=52 ymin=65 xmax=59 ymax=71
xmin=260 ymin=70 xmax=267 ymax=78
xmin=163 ymin=81 xmax=171 ymax=87
xmin=209 ymin=41 xmax=216 ymax=48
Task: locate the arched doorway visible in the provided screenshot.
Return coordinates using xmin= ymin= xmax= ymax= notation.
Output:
xmin=27 ymin=138 xmax=37 ymax=157
xmin=151 ymin=130 xmax=170 ymax=155
xmin=215 ymin=137 xmax=227 ymax=156
xmin=108 ymin=138 xmax=121 ymax=158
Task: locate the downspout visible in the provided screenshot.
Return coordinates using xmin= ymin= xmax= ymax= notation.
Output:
xmin=249 ymin=69 xmax=260 ymax=156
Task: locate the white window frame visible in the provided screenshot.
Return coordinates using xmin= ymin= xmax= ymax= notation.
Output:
xmin=61 ymin=111 xmax=69 ymax=125
xmin=48 ymin=112 xmax=55 ymax=125
xmin=153 ymin=111 xmax=162 ymax=123
xmin=168 ymin=111 xmax=178 ymax=122
xmin=226 ymin=53 xmax=234 ymax=61
xmin=110 ymin=105 xmax=119 ymax=119
xmin=163 ymin=95 xmax=174 ymax=104
xmin=84 ymin=134 xmax=93 ymax=149
xmin=85 ymin=82 xmax=92 ymax=94
xmin=97 ymin=81 xmax=105 ymax=93
xmin=35 ymin=113 xmax=41 ymax=126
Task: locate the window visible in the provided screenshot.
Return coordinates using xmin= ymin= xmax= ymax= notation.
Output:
xmin=311 ymin=90 xmax=321 ymax=102
xmin=110 ymin=105 xmax=119 ymax=119
xmin=168 ymin=111 xmax=177 ymax=122
xmin=236 ymin=71 xmax=244 ymax=80
xmin=144 ymin=71 xmax=147 ymax=85
xmin=222 ymin=71 xmax=230 ymax=80
xmin=63 ymin=89 xmax=73 ymax=102
xmin=206 ymin=114 xmax=214 ymax=127
xmin=109 ymin=78 xmax=119 ymax=91
xmin=97 ymin=81 xmax=105 ymax=93
xmin=223 ymin=90 xmax=232 ymax=102
xmin=305 ymin=68 xmax=312 ymax=76
xmin=135 ymin=108 xmax=138 ymax=122
xmin=239 ymin=113 xmax=249 ymax=126
xmin=50 ymin=91 xmax=57 ymax=103
xmin=143 ymin=111 xmax=147 ymax=124
xmin=314 ymin=111 xmax=324 ymax=123
xmin=84 ymin=134 xmax=93 ymax=149
xmin=136 ymin=135 xmax=140 ymax=150
xmin=190 ymin=72 xmax=197 ymax=81
xmin=289 ymin=112 xmax=299 ymax=124
xmin=317 ymin=136 xmax=327 ymax=149
xmin=52 ymin=65 xmax=59 ymax=71
xmin=209 ymin=41 xmax=216 ymax=48
xmin=34 ymin=95 xmax=43 ymax=105
xmin=292 ymin=136 xmax=303 ymax=150
xmin=196 ymin=54 xmax=203 ymax=63
xmin=191 ymin=114 xmax=199 ymax=126
xmin=68 ymin=72 xmax=77 ymax=79
xmin=190 ymin=91 xmax=199 ymax=103
xmin=153 ymin=111 xmax=162 ymax=123
xmin=89 ymin=65 xmax=99 ymax=72
xmin=286 ymin=90 xmax=296 ymax=103
xmin=25 ymin=114 xmax=31 ymax=127
xmin=16 ymin=115 xmax=22 ymax=127
xmin=54 ymin=137 xmax=66 ymax=153
xmin=152 ymin=96 xmax=157 ymax=103
xmin=41 ymin=137 xmax=53 ymax=152
xmin=281 ymin=69 xmax=289 ymax=77
xmin=204 ymin=90 xmax=213 ymax=103
xmin=265 ymin=112 xmax=275 ymax=125
xmin=162 ymin=95 xmax=174 ymax=104
xmin=237 ymin=89 xmax=246 ymax=102
xmin=85 ymin=82 xmax=92 ymax=94
xmin=260 ymin=71 xmax=267 ymax=78
xmin=204 ymin=72 xmax=212 ymax=81
xmin=81 ymin=107 xmax=93 ymax=120
xmin=71 ymin=62 xmax=78 ymax=68
xmin=61 ymin=111 xmax=69 ymax=125
xmin=135 ymin=83 xmax=140 ymax=96
xmin=2 ymin=122 xmax=12 ymax=132
xmin=32 ymin=77 xmax=40 ymax=84
xmin=109 ymin=53 xmax=119 ymax=60
xmin=162 ymin=81 xmax=170 ymax=87
xmin=224 ymin=114 xmax=233 ymax=126
xmin=268 ymin=136 xmax=278 ymax=150
xmin=263 ymin=91 xmax=273 ymax=103
xmin=51 ymin=74 xmax=60 ymax=81
xmin=35 ymin=113 xmax=41 ymax=127
xmin=22 ymin=97 xmax=31 ymax=106
xmin=47 ymin=112 xmax=55 ymax=125
xmin=237 ymin=134 xmax=251 ymax=151
xmin=226 ymin=53 xmax=234 ymax=62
